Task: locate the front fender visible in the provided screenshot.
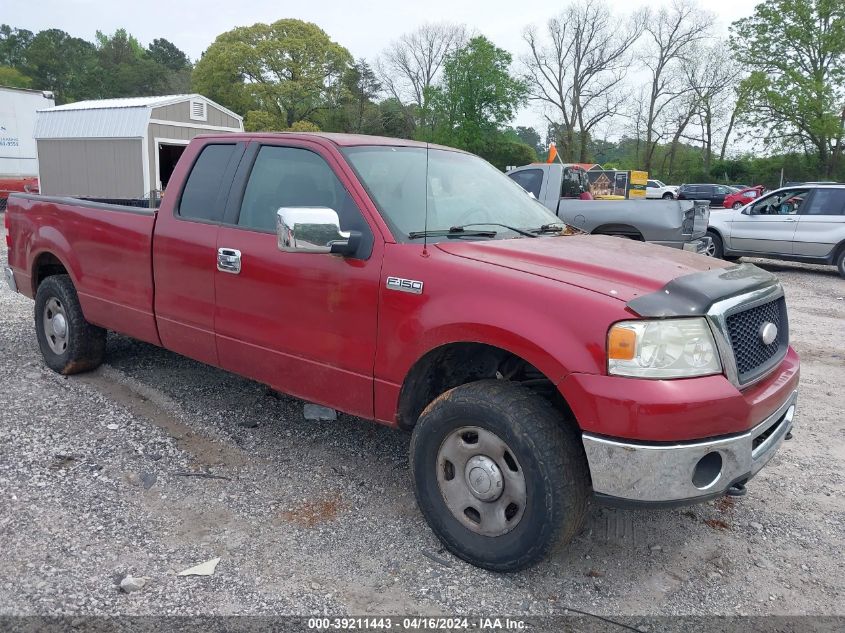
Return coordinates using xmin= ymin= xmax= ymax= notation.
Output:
xmin=372 ymin=243 xmax=628 ymax=425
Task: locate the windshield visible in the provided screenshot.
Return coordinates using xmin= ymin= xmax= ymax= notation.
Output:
xmin=341 ymin=146 xmax=563 ymax=241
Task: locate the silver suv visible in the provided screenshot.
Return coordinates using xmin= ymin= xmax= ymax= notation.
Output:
xmin=706 ymin=184 xmax=845 ymax=278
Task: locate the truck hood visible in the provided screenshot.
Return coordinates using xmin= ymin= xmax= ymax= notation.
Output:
xmin=436 ymin=234 xmax=731 ymax=303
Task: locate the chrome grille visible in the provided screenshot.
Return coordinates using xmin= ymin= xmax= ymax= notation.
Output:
xmin=725 ymin=297 xmax=788 ymax=385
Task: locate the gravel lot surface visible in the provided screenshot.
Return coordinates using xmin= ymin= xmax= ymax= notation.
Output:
xmin=1 ymin=218 xmax=843 ymax=622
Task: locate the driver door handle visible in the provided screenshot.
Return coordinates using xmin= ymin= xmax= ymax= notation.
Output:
xmin=217 ymin=248 xmax=242 ymax=274
xmin=784 ymin=217 xmax=797 ymax=222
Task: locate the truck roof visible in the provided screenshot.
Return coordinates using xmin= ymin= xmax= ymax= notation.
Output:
xmin=192 ymin=132 xmax=461 ymax=151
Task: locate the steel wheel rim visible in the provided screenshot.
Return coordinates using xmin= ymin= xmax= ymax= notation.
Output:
xmin=43 ymin=297 xmax=69 ymax=355
xmin=436 ymin=426 xmax=527 ymax=537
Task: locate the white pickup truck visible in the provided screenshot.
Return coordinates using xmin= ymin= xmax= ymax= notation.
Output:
xmin=646 ymin=179 xmax=679 ymax=200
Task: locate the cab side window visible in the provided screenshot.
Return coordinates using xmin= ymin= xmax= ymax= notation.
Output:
xmin=751 ymin=188 xmax=808 ymax=215
xmin=237 ymin=145 xmax=373 ymax=256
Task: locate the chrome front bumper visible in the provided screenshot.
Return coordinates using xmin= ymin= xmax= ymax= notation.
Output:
xmin=3 ymin=266 xmax=16 ymax=293
xmin=582 ymin=390 xmax=797 ymax=505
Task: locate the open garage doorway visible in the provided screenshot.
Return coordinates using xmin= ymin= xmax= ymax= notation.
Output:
xmin=156 ymin=140 xmax=188 ymax=193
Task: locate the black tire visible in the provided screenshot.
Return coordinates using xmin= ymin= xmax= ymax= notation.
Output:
xmin=706 ymin=230 xmax=725 ymax=258
xmin=410 ymin=379 xmax=589 ymax=572
xmin=662 ymin=192 xmax=674 ymax=200
xmin=836 ymin=247 xmax=845 ymax=279
xmin=34 ymin=275 xmax=106 ymax=374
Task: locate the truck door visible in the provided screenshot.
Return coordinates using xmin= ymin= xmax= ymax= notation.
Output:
xmin=213 ymin=140 xmax=381 ymax=418
xmin=153 ymin=141 xmax=245 ymax=366
xmin=728 ymin=187 xmax=807 ymax=254
xmin=792 ymin=188 xmax=845 ymax=257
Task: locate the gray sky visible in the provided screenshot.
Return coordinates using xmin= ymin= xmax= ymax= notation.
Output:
xmin=6 ymin=0 xmax=760 ymax=134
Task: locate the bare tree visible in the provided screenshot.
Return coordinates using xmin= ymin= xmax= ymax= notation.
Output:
xmin=523 ymin=0 xmax=645 ymax=162
xmin=682 ymin=45 xmax=739 ymax=172
xmin=639 ymin=0 xmax=714 ymax=172
xmin=663 ymin=90 xmax=700 ymax=178
xmin=376 ymin=22 xmax=467 ymax=128
xmin=719 ymin=81 xmax=751 ymax=161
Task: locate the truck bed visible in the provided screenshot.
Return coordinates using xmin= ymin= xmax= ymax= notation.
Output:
xmin=7 ymin=193 xmax=160 ymax=345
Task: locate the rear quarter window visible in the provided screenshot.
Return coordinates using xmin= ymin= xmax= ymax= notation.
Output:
xmin=802 ymin=189 xmax=845 ymax=215
xmin=178 ymin=144 xmax=237 ymax=222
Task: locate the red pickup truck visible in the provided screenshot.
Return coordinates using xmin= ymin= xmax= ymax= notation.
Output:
xmin=4 ymin=133 xmax=799 ymax=571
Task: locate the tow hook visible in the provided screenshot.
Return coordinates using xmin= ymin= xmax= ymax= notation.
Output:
xmin=726 ymin=482 xmax=747 ymax=497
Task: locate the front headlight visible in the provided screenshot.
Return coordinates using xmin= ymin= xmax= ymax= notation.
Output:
xmin=607 ymin=318 xmax=722 ymax=378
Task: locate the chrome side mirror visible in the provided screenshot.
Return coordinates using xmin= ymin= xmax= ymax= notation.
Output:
xmin=276 ymin=207 xmax=361 ymax=256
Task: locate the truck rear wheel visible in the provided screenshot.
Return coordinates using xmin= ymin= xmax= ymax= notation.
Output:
xmin=34 ymin=275 xmax=105 ymax=374
xmin=410 ymin=380 xmax=588 ymax=572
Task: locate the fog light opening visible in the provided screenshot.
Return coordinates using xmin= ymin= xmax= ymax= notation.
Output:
xmin=692 ymin=451 xmax=723 ymax=489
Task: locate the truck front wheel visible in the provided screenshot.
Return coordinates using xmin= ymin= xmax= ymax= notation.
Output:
xmin=410 ymin=380 xmax=589 ymax=572
xmin=34 ymin=275 xmax=106 ymax=374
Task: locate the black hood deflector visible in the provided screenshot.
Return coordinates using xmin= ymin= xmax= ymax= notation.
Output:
xmin=627 ymin=263 xmax=779 ymax=317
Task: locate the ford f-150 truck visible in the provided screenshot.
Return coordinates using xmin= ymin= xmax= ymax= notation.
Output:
xmin=507 ymin=163 xmax=710 ymax=252
xmin=4 ymin=133 xmax=799 ymax=572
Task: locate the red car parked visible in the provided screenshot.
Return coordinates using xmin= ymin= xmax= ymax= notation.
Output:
xmin=724 ymin=185 xmax=765 ymax=210
xmin=0 ymin=176 xmax=39 ymax=211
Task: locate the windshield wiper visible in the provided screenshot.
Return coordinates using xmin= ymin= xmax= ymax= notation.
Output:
xmin=450 ymin=223 xmax=538 ymax=237
xmin=408 ymin=227 xmax=497 ymax=239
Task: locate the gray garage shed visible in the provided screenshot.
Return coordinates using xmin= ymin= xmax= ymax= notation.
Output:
xmin=33 ymin=94 xmax=243 ymax=199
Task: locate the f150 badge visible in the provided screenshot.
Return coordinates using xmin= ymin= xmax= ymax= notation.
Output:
xmin=386 ymin=276 xmax=424 ymax=295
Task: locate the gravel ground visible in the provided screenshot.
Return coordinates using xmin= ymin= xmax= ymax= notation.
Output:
xmin=1 ymin=218 xmax=843 ymax=620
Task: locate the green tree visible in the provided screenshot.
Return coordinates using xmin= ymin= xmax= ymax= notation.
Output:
xmin=342 ymin=58 xmax=382 ymax=133
xmin=425 ymin=36 xmax=527 ymax=156
xmin=94 ymin=29 xmax=170 ymax=97
xmin=378 ymin=97 xmax=416 ymax=138
xmin=244 ymin=110 xmax=283 ymax=132
xmin=732 ymin=0 xmax=845 ymax=176
xmin=0 ymin=65 xmax=32 ymax=88
xmin=0 ymin=25 xmax=33 ymax=68
xmin=483 ymin=137 xmax=538 ymax=170
xmin=147 ymin=38 xmax=190 ymax=71
xmin=193 ymin=19 xmax=352 ymax=127
xmin=147 ymin=37 xmax=192 ymax=92
xmin=510 ymin=126 xmax=543 ymax=156
xmin=23 ymin=29 xmax=100 ymax=103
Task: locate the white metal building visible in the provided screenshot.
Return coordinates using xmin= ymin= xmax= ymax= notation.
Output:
xmin=33 ymin=94 xmax=243 ymax=198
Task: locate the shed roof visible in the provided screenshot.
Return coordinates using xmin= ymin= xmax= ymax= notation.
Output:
xmin=34 ymin=94 xmax=242 ymax=140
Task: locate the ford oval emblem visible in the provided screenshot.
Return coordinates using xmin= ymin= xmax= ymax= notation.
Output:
xmin=759 ymin=322 xmax=778 ymax=346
